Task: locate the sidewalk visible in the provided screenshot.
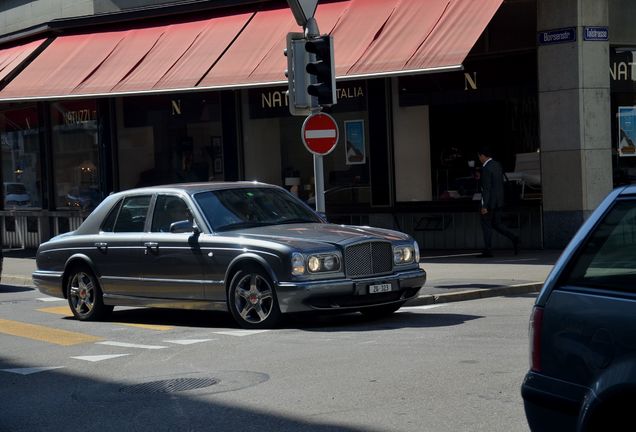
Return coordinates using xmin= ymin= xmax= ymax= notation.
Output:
xmin=0 ymin=248 xmax=561 ymax=304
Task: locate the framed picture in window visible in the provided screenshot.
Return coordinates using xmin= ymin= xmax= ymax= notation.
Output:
xmin=344 ymin=120 xmax=365 ymax=165
xmin=211 ymin=136 xmax=223 ymax=173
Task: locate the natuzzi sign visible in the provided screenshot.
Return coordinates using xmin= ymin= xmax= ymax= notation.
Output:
xmin=248 ymin=82 xmax=366 ymax=118
xmin=611 ymin=48 xmax=636 ymax=92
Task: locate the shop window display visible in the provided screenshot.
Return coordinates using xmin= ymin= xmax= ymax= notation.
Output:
xmin=51 ymin=101 xmax=100 ymax=210
xmin=0 ymin=105 xmax=42 ymax=209
xmin=117 ymin=94 xmax=223 ymax=190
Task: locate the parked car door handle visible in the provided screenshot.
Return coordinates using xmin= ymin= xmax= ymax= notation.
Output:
xmin=144 ymin=241 xmax=159 ymax=254
xmin=95 ymin=242 xmax=108 ymax=251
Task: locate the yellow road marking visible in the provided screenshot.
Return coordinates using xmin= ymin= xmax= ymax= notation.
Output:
xmin=37 ymin=306 xmax=173 ymax=331
xmin=37 ymin=306 xmax=72 ymax=317
xmin=119 ymin=323 xmax=173 ymax=331
xmin=0 ymin=319 xmax=102 ymax=346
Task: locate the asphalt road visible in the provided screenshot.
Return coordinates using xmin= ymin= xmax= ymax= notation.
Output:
xmin=0 ymin=285 xmax=534 ymax=432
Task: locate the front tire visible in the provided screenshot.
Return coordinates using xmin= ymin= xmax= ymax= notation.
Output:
xmin=66 ymin=266 xmax=113 ymax=321
xmin=228 ymin=266 xmax=281 ymax=329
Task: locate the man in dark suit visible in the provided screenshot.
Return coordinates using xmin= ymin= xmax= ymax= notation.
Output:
xmin=478 ymin=147 xmax=520 ymax=257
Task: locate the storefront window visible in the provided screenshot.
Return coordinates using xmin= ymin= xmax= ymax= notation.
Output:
xmin=243 ymin=82 xmax=370 ymax=208
xmin=51 ymin=101 xmax=100 ymax=210
xmin=117 ymin=93 xmax=222 ymax=190
xmin=611 ymin=47 xmax=636 ymax=186
xmin=0 ymin=105 xmax=42 ymax=209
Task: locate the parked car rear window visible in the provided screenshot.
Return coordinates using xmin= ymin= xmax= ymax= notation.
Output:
xmin=194 ymin=187 xmax=320 ymax=232
xmin=100 ymin=199 xmax=122 ymax=232
xmin=564 ymin=199 xmax=636 ymax=291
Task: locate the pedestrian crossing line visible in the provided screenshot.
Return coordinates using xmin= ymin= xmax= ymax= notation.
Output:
xmin=213 ymin=329 xmax=270 ymax=337
xmin=96 ymin=341 xmax=167 ymax=350
xmin=0 ymin=319 xmax=102 ymax=346
xmin=37 ymin=297 xmax=65 ymax=302
xmin=37 ymin=306 xmax=173 ymax=331
xmin=1 ymin=366 xmax=65 ymax=375
xmin=71 ymin=354 xmax=130 ymax=362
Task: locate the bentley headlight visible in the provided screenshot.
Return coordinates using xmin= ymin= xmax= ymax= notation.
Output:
xmin=291 ymin=252 xmax=305 ymax=275
xmin=393 ymin=245 xmax=416 ymax=265
xmin=308 ymin=256 xmax=321 ymax=272
xmin=307 ymin=253 xmax=341 ymax=273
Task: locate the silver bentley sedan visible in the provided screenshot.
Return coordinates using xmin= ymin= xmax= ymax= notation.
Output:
xmin=33 ymin=182 xmax=426 ymax=329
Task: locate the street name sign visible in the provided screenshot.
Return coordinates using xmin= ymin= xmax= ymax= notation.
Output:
xmin=302 ymin=112 xmax=338 ymax=156
xmin=537 ymin=27 xmax=576 ymax=45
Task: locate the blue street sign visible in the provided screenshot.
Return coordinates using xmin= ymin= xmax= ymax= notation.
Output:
xmin=584 ymin=26 xmax=609 ymax=41
xmin=537 ymin=27 xmax=576 ymax=45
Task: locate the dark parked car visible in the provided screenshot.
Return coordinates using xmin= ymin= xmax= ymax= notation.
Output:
xmin=33 ymin=182 xmax=426 ymax=329
xmin=522 ymin=185 xmax=636 ymax=431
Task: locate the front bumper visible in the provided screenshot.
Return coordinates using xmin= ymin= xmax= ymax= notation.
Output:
xmin=276 ymin=268 xmax=426 ymax=313
xmin=32 ymin=270 xmax=64 ymax=298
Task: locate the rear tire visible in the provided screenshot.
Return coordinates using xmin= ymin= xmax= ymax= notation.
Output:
xmin=66 ymin=266 xmax=113 ymax=321
xmin=228 ymin=265 xmax=281 ymax=329
xmin=359 ymin=302 xmax=405 ymax=319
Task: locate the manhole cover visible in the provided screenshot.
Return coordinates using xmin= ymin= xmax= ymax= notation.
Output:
xmin=120 ymin=378 xmax=218 ymax=394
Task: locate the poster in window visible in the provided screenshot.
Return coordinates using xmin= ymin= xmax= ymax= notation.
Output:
xmin=619 ymin=106 xmax=636 ymax=157
xmin=211 ymin=136 xmax=224 ymax=173
xmin=344 ymin=120 xmax=365 ymax=165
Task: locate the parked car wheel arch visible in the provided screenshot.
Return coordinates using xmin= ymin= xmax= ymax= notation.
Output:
xmin=63 ymin=255 xmax=99 ymax=299
xmin=580 ymin=386 xmax=636 ymax=431
xmin=225 ymin=254 xmax=279 ymax=292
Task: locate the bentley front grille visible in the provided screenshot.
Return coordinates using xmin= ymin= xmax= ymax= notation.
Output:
xmin=344 ymin=241 xmax=393 ymax=278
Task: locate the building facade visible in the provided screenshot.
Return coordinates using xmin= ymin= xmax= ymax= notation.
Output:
xmin=0 ymin=0 xmax=632 ymax=250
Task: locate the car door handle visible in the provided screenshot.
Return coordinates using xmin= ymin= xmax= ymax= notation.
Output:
xmin=144 ymin=242 xmax=159 ymax=254
xmin=95 ymin=242 xmax=108 ymax=251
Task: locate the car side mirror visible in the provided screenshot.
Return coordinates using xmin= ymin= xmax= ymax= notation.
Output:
xmin=170 ymin=220 xmax=198 ymax=234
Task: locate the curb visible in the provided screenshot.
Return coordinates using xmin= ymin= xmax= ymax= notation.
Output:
xmin=406 ymin=282 xmax=544 ymax=306
xmin=1 ymin=275 xmax=34 ymax=287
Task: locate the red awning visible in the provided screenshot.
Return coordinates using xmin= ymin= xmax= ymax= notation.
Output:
xmin=0 ymin=39 xmax=47 ymax=83
xmin=0 ymin=0 xmax=503 ymax=101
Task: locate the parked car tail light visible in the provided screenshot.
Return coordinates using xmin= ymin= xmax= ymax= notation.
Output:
xmin=529 ymin=306 xmax=544 ymax=372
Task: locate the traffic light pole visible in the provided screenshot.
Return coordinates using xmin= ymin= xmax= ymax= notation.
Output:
xmin=305 ymin=18 xmax=326 ymax=214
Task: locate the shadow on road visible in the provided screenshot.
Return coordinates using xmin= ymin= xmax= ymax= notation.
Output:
xmin=0 ymin=356 xmax=376 ymax=432
xmin=0 ymin=284 xmax=34 ymax=293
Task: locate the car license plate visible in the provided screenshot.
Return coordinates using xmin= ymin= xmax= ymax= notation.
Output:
xmin=369 ymin=283 xmax=392 ymax=294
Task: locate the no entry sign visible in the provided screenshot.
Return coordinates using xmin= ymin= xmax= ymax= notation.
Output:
xmin=301 ymin=112 xmax=339 ymax=156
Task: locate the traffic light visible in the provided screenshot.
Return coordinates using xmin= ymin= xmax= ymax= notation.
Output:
xmin=305 ymin=35 xmax=336 ymax=107
xmin=284 ymin=32 xmax=311 ymax=116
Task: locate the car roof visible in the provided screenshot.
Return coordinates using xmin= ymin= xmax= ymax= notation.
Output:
xmin=620 ymin=184 xmax=636 ymax=196
xmin=110 ymin=181 xmax=279 ymax=197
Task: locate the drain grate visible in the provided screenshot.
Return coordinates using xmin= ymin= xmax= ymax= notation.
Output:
xmin=120 ymin=378 xmax=218 ymax=394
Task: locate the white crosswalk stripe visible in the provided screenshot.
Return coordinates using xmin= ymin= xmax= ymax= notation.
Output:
xmin=213 ymin=330 xmax=269 ymax=337
xmin=71 ymin=354 xmax=130 ymax=362
xmin=97 ymin=341 xmax=167 ymax=350
xmin=36 ymin=297 xmax=65 ymax=302
xmin=163 ymin=339 xmax=215 ymax=345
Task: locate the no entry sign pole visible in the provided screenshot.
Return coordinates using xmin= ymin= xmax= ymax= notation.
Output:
xmin=313 ymin=155 xmax=325 ymax=213
xmin=302 ymin=112 xmax=339 ymax=213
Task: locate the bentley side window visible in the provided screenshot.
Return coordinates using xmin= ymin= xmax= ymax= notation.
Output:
xmin=151 ymin=195 xmax=193 ymax=233
xmin=113 ymin=195 xmax=151 ymax=233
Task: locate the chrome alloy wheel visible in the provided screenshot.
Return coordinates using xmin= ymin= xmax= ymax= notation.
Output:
xmin=233 ymin=273 xmax=274 ymax=324
xmin=69 ymin=272 xmax=96 ymax=318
